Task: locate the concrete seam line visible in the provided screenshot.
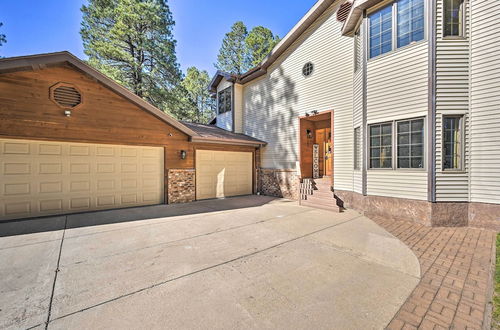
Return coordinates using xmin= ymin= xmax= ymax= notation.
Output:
xmin=44 ymin=216 xmax=68 ymax=330
xmin=0 ymin=238 xmax=62 ymax=251
xmin=62 ymin=209 xmax=321 ymax=267
xmin=48 ymin=215 xmax=363 ymax=324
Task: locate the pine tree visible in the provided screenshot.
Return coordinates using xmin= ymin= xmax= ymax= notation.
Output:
xmin=246 ymin=26 xmax=280 ymax=67
xmin=0 ymin=22 xmax=7 ymax=49
xmin=215 ymin=21 xmax=250 ymax=75
xmin=81 ymin=0 xmax=182 ymax=114
xmin=182 ymin=67 xmax=215 ymax=123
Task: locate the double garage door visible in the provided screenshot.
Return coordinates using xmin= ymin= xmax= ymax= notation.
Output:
xmin=196 ymin=150 xmax=253 ymax=200
xmin=0 ymin=138 xmax=164 ymax=221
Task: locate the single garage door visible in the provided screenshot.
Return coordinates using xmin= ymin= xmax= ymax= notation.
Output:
xmin=196 ymin=150 xmax=252 ymax=200
xmin=0 ymin=138 xmax=164 ymax=221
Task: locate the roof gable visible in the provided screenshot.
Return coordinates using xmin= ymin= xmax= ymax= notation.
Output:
xmin=0 ymin=52 xmax=198 ymax=137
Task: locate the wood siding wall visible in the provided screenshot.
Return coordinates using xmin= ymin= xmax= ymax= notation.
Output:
xmin=242 ymin=1 xmax=355 ymax=192
xmin=469 ymin=0 xmax=500 ymax=204
xmin=435 ymin=0 xmax=470 ymax=202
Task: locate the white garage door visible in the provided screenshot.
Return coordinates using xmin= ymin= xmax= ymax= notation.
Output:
xmin=0 ymin=138 xmax=164 ymax=221
xmin=196 ymin=150 xmax=253 ymax=200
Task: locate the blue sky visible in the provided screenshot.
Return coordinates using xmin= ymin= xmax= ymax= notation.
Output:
xmin=0 ymin=0 xmax=316 ymax=76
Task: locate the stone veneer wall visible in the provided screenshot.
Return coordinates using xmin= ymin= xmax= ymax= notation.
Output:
xmin=259 ymin=169 xmax=299 ymax=200
xmin=168 ymin=169 xmax=195 ymax=204
xmin=334 ymin=190 xmax=500 ymax=230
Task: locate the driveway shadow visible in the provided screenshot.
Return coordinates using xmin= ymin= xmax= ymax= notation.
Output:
xmin=0 ymin=195 xmax=286 ymax=237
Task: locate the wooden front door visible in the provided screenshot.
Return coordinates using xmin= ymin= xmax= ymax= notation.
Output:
xmin=315 ymin=128 xmax=332 ymax=177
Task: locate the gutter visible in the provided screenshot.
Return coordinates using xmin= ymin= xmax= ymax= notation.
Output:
xmin=189 ymin=136 xmax=267 ymax=148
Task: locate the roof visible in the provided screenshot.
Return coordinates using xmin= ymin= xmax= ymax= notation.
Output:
xmin=341 ymin=0 xmax=382 ymax=36
xmin=0 ymin=51 xmax=198 ymax=137
xmin=208 ymin=70 xmax=237 ymax=93
xmin=181 ymin=122 xmax=267 ymax=147
xmin=209 ymin=0 xmax=338 ymax=88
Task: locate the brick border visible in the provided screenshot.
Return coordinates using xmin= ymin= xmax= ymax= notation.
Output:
xmin=370 ymin=216 xmax=496 ymax=329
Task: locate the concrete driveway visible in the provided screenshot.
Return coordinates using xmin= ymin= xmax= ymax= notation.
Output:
xmin=0 ymin=196 xmax=420 ymax=330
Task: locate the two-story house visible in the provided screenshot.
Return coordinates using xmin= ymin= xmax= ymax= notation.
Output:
xmin=209 ymin=0 xmax=500 ymax=229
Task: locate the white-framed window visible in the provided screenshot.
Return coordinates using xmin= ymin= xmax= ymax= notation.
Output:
xmin=369 ymin=122 xmax=393 ymax=169
xmin=444 ymin=0 xmax=465 ymax=37
xmin=396 ymin=118 xmax=425 ymax=169
xmin=368 ymin=0 xmax=425 ymax=59
xmin=442 ymin=115 xmax=464 ymax=170
xmin=354 ymin=127 xmax=361 ymax=170
xmin=217 ymin=87 xmax=232 ymax=114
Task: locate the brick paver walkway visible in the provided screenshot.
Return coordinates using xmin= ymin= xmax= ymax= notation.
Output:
xmin=370 ymin=216 xmax=496 ymax=329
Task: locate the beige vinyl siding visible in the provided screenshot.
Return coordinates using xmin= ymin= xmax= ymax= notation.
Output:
xmin=353 ymin=28 xmax=364 ymax=194
xmin=216 ymin=79 xmax=233 ymax=131
xmin=435 ymin=0 xmax=470 ymax=202
xmin=242 ymin=1 xmax=355 ymax=191
xmin=366 ymin=40 xmax=429 ymax=200
xmin=469 ymin=0 xmax=500 ymax=204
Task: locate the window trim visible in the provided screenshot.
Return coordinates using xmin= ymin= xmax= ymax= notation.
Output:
xmin=441 ymin=114 xmax=465 ymax=172
xmin=217 ymin=87 xmax=232 ymax=115
xmin=442 ymin=0 xmax=466 ymax=39
xmin=367 ymin=0 xmax=427 ymax=60
xmin=395 ymin=117 xmax=426 ymax=170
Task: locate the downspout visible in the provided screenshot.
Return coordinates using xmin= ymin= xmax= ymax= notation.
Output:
xmin=362 ymin=12 xmax=368 ymax=196
xmin=231 ymin=82 xmax=236 ymax=133
xmin=427 ymin=0 xmax=437 ymax=202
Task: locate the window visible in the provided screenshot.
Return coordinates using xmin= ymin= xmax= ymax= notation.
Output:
xmin=368 ymin=0 xmax=425 ymax=59
xmin=369 ymin=123 xmax=392 ymax=168
xmin=369 ymin=5 xmax=393 ymax=58
xmin=443 ymin=116 xmax=463 ymax=170
xmin=354 ymin=127 xmax=361 ymax=170
xmin=397 ymin=0 xmax=425 ymax=48
xmin=397 ymin=118 xmax=424 ymax=169
xmin=302 ymin=62 xmax=314 ymax=77
xmin=217 ymin=87 xmax=232 ymax=114
xmin=444 ymin=0 xmax=464 ymax=37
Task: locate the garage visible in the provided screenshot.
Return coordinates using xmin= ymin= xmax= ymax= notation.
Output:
xmin=0 ymin=138 xmax=164 ymax=220
xmin=196 ymin=150 xmax=253 ymax=200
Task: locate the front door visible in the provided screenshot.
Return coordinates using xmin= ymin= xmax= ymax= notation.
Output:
xmin=315 ymin=128 xmax=332 ymax=177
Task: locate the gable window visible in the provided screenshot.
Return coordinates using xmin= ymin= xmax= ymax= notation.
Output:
xmin=368 ymin=0 xmax=425 ymax=59
xmin=397 ymin=0 xmax=425 ymax=48
xmin=369 ymin=123 xmax=392 ymax=168
xmin=443 ymin=116 xmax=463 ymax=170
xmin=397 ymin=118 xmax=424 ymax=169
xmin=369 ymin=5 xmax=393 ymax=58
xmin=217 ymin=87 xmax=232 ymax=114
xmin=444 ymin=0 xmax=464 ymax=37
xmin=354 ymin=127 xmax=361 ymax=170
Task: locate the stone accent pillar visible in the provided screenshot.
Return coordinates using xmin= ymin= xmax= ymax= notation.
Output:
xmin=167 ymin=169 xmax=195 ymax=203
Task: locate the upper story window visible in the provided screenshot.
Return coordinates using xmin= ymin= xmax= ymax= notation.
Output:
xmin=369 ymin=0 xmax=425 ymax=59
xmin=217 ymin=87 xmax=232 ymax=114
xmin=397 ymin=0 xmax=425 ymax=48
xmin=369 ymin=5 xmax=393 ymax=58
xmin=444 ymin=0 xmax=464 ymax=37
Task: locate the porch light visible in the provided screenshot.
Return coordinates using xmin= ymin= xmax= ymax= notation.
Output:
xmin=306 ymin=129 xmax=313 ymax=139
xmin=180 ymin=150 xmax=187 ymax=160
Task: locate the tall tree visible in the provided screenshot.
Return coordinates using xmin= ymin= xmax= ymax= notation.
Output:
xmin=215 ymin=21 xmax=250 ymax=75
xmin=246 ymin=26 xmax=280 ymax=67
xmin=80 ymin=0 xmax=182 ymax=114
xmin=182 ymin=67 xmax=215 ymax=123
xmin=0 ymin=22 xmax=7 ymax=50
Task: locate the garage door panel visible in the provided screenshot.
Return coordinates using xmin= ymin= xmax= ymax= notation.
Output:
xmin=196 ymin=150 xmax=252 ymax=200
xmin=0 ymin=139 xmax=164 ymax=221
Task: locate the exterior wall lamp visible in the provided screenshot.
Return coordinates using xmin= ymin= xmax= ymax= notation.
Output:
xmin=180 ymin=150 xmax=187 ymax=160
xmin=306 ymin=129 xmax=313 ymax=139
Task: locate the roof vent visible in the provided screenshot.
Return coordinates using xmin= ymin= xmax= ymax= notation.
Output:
xmin=337 ymin=2 xmax=352 ymax=22
xmin=50 ymin=82 xmax=82 ymax=109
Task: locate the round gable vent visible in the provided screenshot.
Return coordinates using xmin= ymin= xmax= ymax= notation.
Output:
xmin=337 ymin=2 xmax=352 ymax=22
xmin=50 ymin=82 xmax=82 ymax=109
xmin=302 ymin=62 xmax=314 ymax=77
